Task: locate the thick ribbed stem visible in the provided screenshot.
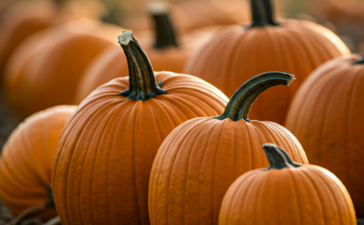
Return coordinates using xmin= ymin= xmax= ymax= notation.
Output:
xmin=118 ymin=31 xmax=167 ymax=101
xmin=152 ymin=11 xmax=178 ymax=49
xmin=249 ymin=0 xmax=278 ymax=28
xmin=213 ymin=72 xmax=294 ymax=122
xmin=354 ymin=54 xmax=364 ymax=65
xmin=262 ymin=144 xmax=300 ymax=170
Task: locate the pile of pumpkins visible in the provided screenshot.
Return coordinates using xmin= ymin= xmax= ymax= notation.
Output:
xmin=0 ymin=0 xmax=362 ymax=224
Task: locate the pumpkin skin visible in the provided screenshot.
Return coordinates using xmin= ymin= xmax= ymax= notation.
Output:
xmin=184 ymin=0 xmax=350 ymax=125
xmin=285 ymin=54 xmax=364 ymax=217
xmin=219 ymin=144 xmax=356 ymax=225
xmin=74 ymin=5 xmax=201 ymax=104
xmin=52 ymin=31 xmax=228 ymax=225
xmin=149 ymin=72 xmax=308 ymax=225
xmin=0 ymin=105 xmax=76 ymax=221
xmin=4 ymin=20 xmax=118 ymax=117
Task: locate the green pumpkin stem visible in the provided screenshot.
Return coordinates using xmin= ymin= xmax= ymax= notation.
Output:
xmin=354 ymin=54 xmax=364 ymax=65
xmin=118 ymin=30 xmax=167 ymax=101
xmin=150 ymin=2 xmax=178 ymax=49
xmin=214 ymin=72 xmax=294 ymax=122
xmin=249 ymin=0 xmax=278 ymax=28
xmin=262 ymin=144 xmax=300 ymax=170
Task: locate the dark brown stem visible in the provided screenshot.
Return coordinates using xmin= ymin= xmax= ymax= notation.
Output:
xmin=262 ymin=144 xmax=300 ymax=170
xmin=354 ymin=54 xmax=364 ymax=65
xmin=213 ymin=72 xmax=294 ymax=122
xmin=118 ymin=30 xmax=167 ymax=101
xmin=249 ymin=0 xmax=278 ymax=28
xmin=150 ymin=5 xmax=178 ymax=49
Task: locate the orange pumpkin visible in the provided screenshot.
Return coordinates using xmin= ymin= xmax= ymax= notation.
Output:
xmin=184 ymin=0 xmax=350 ymax=125
xmin=52 ymin=30 xmax=228 ymax=225
xmin=0 ymin=105 xmax=76 ymax=222
xmin=74 ymin=4 xmax=202 ymax=103
xmin=149 ymin=72 xmax=308 ymax=225
xmin=219 ymin=144 xmax=356 ymax=225
xmin=285 ymin=53 xmax=364 ymax=217
xmin=0 ymin=1 xmax=54 ymax=75
xmin=4 ymin=19 xmax=120 ymax=117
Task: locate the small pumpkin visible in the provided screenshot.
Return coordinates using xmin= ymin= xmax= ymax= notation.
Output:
xmin=4 ymin=19 xmax=120 ymax=117
xmin=184 ymin=0 xmax=350 ymax=125
xmin=149 ymin=72 xmax=308 ymax=225
xmin=74 ymin=3 xmax=200 ymax=103
xmin=52 ymin=30 xmax=228 ymax=225
xmin=285 ymin=53 xmax=364 ymax=217
xmin=219 ymin=144 xmax=356 ymax=225
xmin=0 ymin=105 xmax=76 ymax=222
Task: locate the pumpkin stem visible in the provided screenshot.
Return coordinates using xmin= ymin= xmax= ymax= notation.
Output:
xmin=249 ymin=0 xmax=278 ymax=28
xmin=6 ymin=186 xmax=54 ymax=225
xmin=354 ymin=54 xmax=364 ymax=65
xmin=150 ymin=2 xmax=179 ymax=49
xmin=118 ymin=30 xmax=167 ymax=101
xmin=262 ymin=144 xmax=300 ymax=170
xmin=213 ymin=72 xmax=294 ymax=122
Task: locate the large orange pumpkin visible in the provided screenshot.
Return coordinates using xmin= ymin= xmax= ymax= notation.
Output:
xmin=184 ymin=0 xmax=350 ymax=125
xmin=0 ymin=105 xmax=76 ymax=222
xmin=4 ymin=19 xmax=120 ymax=117
xmin=219 ymin=144 xmax=356 ymax=225
xmin=285 ymin=53 xmax=364 ymax=217
xmin=149 ymin=72 xmax=308 ymax=225
xmin=74 ymin=4 xmax=202 ymax=103
xmin=52 ymin=31 xmax=228 ymax=225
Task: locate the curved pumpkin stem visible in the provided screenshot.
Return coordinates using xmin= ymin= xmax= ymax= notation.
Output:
xmin=262 ymin=144 xmax=300 ymax=170
xmin=118 ymin=30 xmax=167 ymax=101
xmin=6 ymin=185 xmax=55 ymax=225
xmin=44 ymin=216 xmax=61 ymax=225
xmin=354 ymin=54 xmax=364 ymax=65
xmin=249 ymin=0 xmax=278 ymax=28
xmin=150 ymin=2 xmax=178 ymax=49
xmin=214 ymin=72 xmax=294 ymax=122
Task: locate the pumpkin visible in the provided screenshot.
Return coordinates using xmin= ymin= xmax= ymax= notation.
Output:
xmin=219 ymin=144 xmax=356 ymax=225
xmin=149 ymin=72 xmax=308 ymax=225
xmin=3 ymin=19 xmax=120 ymax=117
xmin=74 ymin=3 xmax=202 ymax=103
xmin=0 ymin=105 xmax=76 ymax=222
xmin=51 ymin=30 xmax=228 ymax=225
xmin=0 ymin=1 xmax=54 ymax=75
xmin=285 ymin=53 xmax=364 ymax=217
xmin=184 ymin=0 xmax=350 ymax=125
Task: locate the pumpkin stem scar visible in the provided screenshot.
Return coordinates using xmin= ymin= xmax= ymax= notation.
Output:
xmin=248 ymin=0 xmax=279 ymax=29
xmin=117 ymin=30 xmax=167 ymax=101
xmin=149 ymin=2 xmax=179 ymax=49
xmin=213 ymin=71 xmax=294 ymax=122
xmin=6 ymin=185 xmax=55 ymax=225
xmin=354 ymin=53 xmax=364 ymax=65
xmin=262 ymin=144 xmax=300 ymax=170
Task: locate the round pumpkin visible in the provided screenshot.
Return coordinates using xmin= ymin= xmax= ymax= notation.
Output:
xmin=285 ymin=53 xmax=364 ymax=217
xmin=52 ymin=30 xmax=228 ymax=225
xmin=149 ymin=72 xmax=309 ymax=225
xmin=74 ymin=3 xmax=202 ymax=103
xmin=3 ymin=19 xmax=120 ymax=117
xmin=219 ymin=144 xmax=356 ymax=225
xmin=184 ymin=0 xmax=350 ymax=125
xmin=0 ymin=105 xmax=76 ymax=222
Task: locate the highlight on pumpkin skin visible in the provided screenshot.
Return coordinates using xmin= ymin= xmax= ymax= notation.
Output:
xmin=117 ymin=30 xmax=167 ymax=101
xmin=218 ymin=144 xmax=356 ymax=225
xmin=214 ymin=71 xmax=294 ymax=122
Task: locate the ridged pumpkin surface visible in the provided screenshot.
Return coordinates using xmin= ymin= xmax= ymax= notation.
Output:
xmin=4 ymin=20 xmax=116 ymax=117
xmin=184 ymin=0 xmax=350 ymax=125
xmin=219 ymin=144 xmax=356 ymax=225
xmin=0 ymin=105 xmax=76 ymax=221
xmin=52 ymin=31 xmax=228 ymax=225
xmin=285 ymin=54 xmax=364 ymax=217
xmin=149 ymin=72 xmax=308 ymax=225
